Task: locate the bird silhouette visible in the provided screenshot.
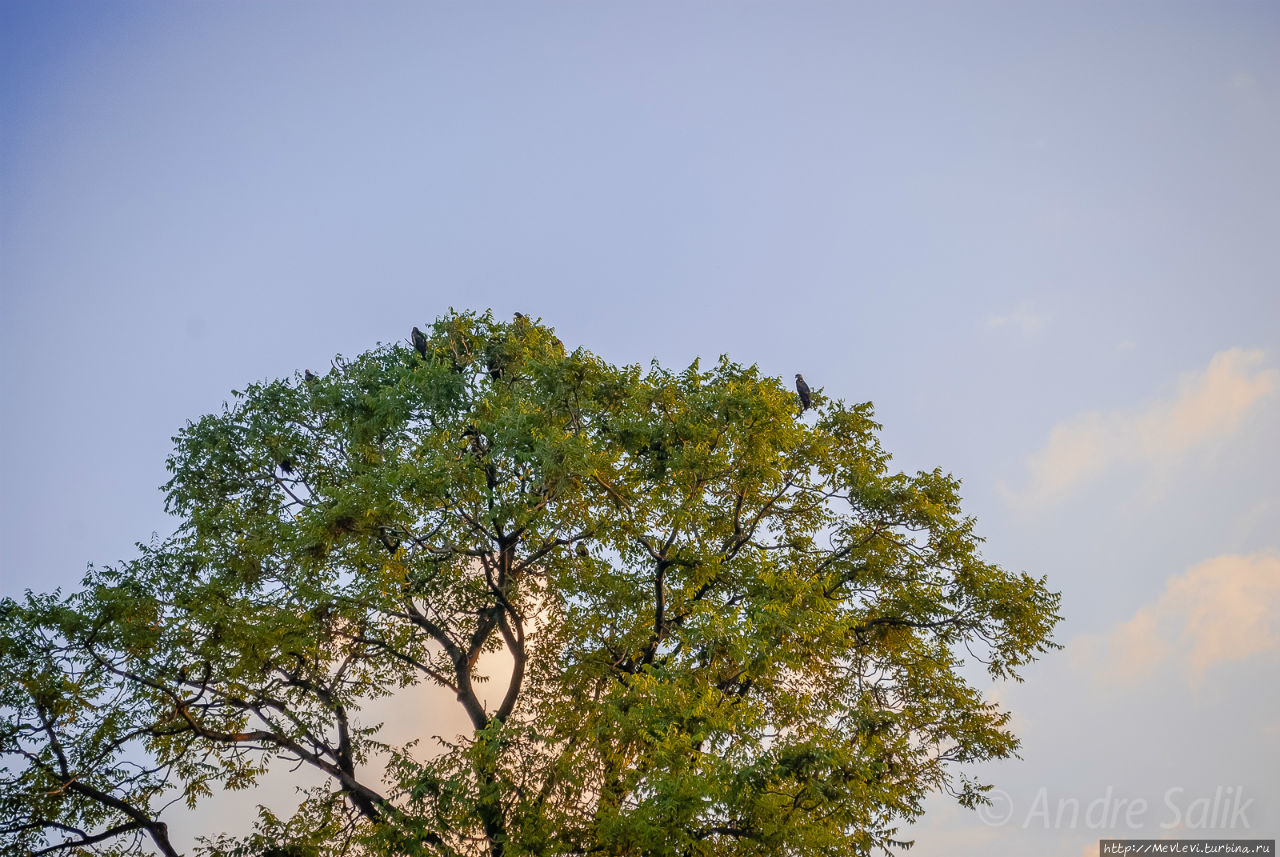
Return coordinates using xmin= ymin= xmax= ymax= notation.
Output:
xmin=411 ymin=326 xmax=428 ymax=359
xmin=795 ymin=374 xmax=811 ymax=412
xmin=377 ymin=527 xmax=401 ymax=555
xmin=486 ymin=341 xmax=507 ymax=380
xmin=304 ymin=369 xmax=318 ymax=383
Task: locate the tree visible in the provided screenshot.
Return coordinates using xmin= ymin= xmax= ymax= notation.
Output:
xmin=1 ymin=310 xmax=1061 ymax=856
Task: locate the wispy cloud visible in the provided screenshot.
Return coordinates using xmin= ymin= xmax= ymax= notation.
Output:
xmin=1009 ymin=348 xmax=1277 ymax=507
xmin=1229 ymin=71 xmax=1257 ymax=91
xmin=1074 ymin=551 xmax=1280 ymax=683
xmin=985 ymin=302 xmax=1045 ymax=337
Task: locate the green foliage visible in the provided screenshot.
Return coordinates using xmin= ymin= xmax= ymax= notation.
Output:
xmin=0 ymin=310 xmax=1060 ymax=856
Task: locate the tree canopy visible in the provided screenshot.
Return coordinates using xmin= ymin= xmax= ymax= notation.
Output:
xmin=1 ymin=310 xmax=1060 ymax=856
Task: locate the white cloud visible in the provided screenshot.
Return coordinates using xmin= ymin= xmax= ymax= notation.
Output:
xmin=985 ymin=302 xmax=1045 ymax=337
xmin=1074 ymin=551 xmax=1280 ymax=683
xmin=1011 ymin=348 xmax=1278 ymax=507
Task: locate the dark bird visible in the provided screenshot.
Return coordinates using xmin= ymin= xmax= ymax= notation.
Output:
xmin=576 ymin=542 xmax=589 ymax=558
xmin=377 ymin=527 xmax=401 ymax=556
xmin=411 ymin=326 xmax=428 ymax=359
xmin=486 ymin=333 xmax=510 ymax=380
xmin=487 ymin=353 xmax=505 ymax=381
xmin=513 ymin=312 xmax=526 ymax=320
xmin=279 ymin=457 xmax=294 ymax=474
xmin=795 ymin=374 xmax=812 ymax=412
xmin=304 ymin=369 xmax=317 ymax=383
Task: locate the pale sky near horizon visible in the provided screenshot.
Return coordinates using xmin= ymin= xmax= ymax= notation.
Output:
xmin=2 ymin=2 xmax=1278 ymax=854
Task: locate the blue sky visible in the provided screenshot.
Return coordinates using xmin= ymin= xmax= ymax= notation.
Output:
xmin=2 ymin=3 xmax=1278 ymax=853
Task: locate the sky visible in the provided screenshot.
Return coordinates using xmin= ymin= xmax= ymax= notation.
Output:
xmin=2 ymin=2 xmax=1278 ymax=853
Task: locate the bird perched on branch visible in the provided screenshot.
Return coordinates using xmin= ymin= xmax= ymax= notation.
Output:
xmin=304 ymin=370 xmax=318 ymax=383
xmin=377 ymin=527 xmax=401 ymax=555
xmin=486 ymin=338 xmax=507 ymax=380
xmin=411 ymin=326 xmax=428 ymax=359
xmin=795 ymin=374 xmax=811 ymax=412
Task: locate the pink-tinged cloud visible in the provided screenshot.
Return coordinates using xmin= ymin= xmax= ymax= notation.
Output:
xmin=1075 ymin=551 xmax=1280 ymax=683
xmin=1010 ymin=348 xmax=1277 ymax=508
